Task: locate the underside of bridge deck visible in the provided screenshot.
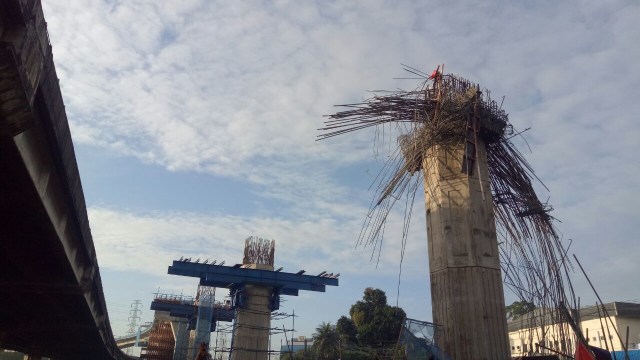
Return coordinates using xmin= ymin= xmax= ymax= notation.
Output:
xmin=0 ymin=128 xmax=114 ymax=359
xmin=0 ymin=1 xmax=128 ymax=359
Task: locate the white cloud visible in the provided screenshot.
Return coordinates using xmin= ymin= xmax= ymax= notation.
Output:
xmin=89 ymin=205 xmax=429 ymax=278
xmin=89 ymin=203 xmax=433 ymax=335
xmin=40 ymin=0 xmax=640 ymax=312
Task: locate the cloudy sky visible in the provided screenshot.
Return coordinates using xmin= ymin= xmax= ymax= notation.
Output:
xmin=41 ymin=0 xmax=639 ymax=349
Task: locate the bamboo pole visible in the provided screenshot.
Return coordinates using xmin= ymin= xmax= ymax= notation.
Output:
xmin=573 ymin=255 xmax=629 ymax=355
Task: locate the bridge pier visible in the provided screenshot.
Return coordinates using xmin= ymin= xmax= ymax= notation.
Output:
xmin=187 ymin=331 xmax=196 ymax=360
xmin=233 ymin=268 xmax=273 ymax=360
xmin=171 ymin=318 xmax=189 ymax=360
xmin=422 ymin=143 xmax=510 ymax=359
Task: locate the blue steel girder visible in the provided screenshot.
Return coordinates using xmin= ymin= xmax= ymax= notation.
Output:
xmin=150 ymin=300 xmax=196 ymax=319
xmin=150 ymin=299 xmax=234 ymax=322
xmin=168 ymin=261 xmax=338 ymax=295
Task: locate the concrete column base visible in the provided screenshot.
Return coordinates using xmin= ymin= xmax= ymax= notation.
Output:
xmin=423 ymin=143 xmax=510 ymax=359
xmin=431 ymin=266 xmax=509 ymax=360
xmin=233 ymin=283 xmax=272 ymax=360
xmin=172 ymin=318 xmax=190 ymax=360
xmin=186 ymin=330 xmax=196 ymax=360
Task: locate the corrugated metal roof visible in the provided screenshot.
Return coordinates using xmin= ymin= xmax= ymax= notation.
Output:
xmin=580 ymin=302 xmax=640 ymax=321
xmin=611 ymin=349 xmax=640 ymax=360
xmin=508 ymin=302 xmax=640 ymax=332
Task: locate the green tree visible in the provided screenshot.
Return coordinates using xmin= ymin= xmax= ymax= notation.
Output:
xmin=290 ymin=349 xmax=312 ymax=360
xmin=336 ymin=315 xmax=357 ymax=344
xmin=311 ymin=322 xmax=340 ymax=359
xmin=349 ymin=288 xmax=406 ymax=349
xmin=363 ymin=288 xmax=387 ymax=307
xmin=341 ymin=348 xmax=375 ymax=360
xmin=505 ymin=300 xmax=535 ymax=320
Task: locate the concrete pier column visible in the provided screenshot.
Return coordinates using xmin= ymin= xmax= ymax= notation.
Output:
xmin=233 ymin=264 xmax=273 ymax=360
xmin=171 ymin=318 xmax=190 ymax=360
xmin=422 ymin=142 xmax=510 ymax=360
xmin=187 ymin=331 xmax=196 ymax=360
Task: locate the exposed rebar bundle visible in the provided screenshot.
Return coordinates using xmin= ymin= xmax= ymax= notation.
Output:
xmin=243 ymin=236 xmax=275 ymax=266
xmin=320 ymin=66 xmax=577 ymax=356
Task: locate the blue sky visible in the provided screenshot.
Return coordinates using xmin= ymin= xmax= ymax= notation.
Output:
xmin=42 ymin=0 xmax=639 ymax=351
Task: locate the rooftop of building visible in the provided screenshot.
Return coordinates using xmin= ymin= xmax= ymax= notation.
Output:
xmin=507 ymin=301 xmax=640 ymax=332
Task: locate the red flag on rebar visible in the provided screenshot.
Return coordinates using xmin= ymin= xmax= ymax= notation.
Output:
xmin=428 ymin=65 xmax=441 ymax=79
xmin=575 ymin=341 xmax=595 ymax=360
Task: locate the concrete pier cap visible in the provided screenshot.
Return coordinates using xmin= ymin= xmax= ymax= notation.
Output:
xmin=166 ymin=235 xmax=338 ymax=360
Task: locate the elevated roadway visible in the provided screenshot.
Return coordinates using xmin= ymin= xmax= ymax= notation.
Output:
xmin=115 ymin=325 xmax=152 ymax=349
xmin=0 ymin=1 xmax=129 ymax=359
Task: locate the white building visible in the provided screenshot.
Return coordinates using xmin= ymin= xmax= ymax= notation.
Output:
xmin=507 ymin=302 xmax=640 ymax=357
xmin=280 ymin=336 xmax=313 ymax=355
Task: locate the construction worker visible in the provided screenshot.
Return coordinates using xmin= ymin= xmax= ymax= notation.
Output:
xmin=195 ymin=342 xmax=212 ymax=360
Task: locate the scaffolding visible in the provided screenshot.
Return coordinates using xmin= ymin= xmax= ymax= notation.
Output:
xmin=140 ymin=321 xmax=175 ymax=360
xmin=193 ymin=285 xmax=216 ymax=354
xmin=397 ymin=318 xmax=449 ymax=360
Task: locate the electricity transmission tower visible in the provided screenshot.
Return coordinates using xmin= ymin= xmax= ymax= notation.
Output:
xmin=125 ymin=300 xmax=143 ymax=355
xmin=127 ymin=300 xmax=143 ymax=335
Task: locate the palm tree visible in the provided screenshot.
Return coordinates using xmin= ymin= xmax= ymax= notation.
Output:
xmin=312 ymin=322 xmax=339 ymax=360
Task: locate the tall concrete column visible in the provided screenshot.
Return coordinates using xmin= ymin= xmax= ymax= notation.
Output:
xmin=187 ymin=330 xmax=196 ymax=360
xmin=233 ymin=264 xmax=273 ymax=360
xmin=171 ymin=318 xmax=190 ymax=360
xmin=423 ymin=142 xmax=510 ymax=360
